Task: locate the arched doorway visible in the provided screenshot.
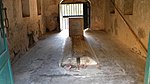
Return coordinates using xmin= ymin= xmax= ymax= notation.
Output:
xmin=59 ymin=0 xmax=91 ymax=31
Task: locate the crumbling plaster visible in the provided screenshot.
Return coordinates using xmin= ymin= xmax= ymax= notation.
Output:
xmin=3 ymin=0 xmax=45 ymax=60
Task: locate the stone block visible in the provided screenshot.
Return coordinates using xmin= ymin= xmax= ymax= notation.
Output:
xmin=69 ymin=18 xmax=84 ymax=38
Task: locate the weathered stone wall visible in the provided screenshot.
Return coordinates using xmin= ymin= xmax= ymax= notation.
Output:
xmin=105 ymin=0 xmax=150 ymax=57
xmin=3 ymin=0 xmax=45 ymax=60
xmin=42 ymin=0 xmax=59 ymax=31
xmin=91 ymin=0 xmax=105 ymax=30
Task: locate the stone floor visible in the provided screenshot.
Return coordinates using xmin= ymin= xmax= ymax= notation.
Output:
xmin=12 ymin=29 xmax=145 ymax=84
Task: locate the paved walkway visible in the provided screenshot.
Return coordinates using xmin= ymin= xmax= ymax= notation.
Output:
xmin=12 ymin=29 xmax=145 ymax=84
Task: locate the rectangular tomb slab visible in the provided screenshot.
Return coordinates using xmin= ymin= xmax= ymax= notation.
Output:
xmin=69 ymin=17 xmax=84 ymax=38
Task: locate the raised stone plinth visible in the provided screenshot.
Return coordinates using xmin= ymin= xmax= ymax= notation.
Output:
xmin=61 ymin=37 xmax=99 ymax=71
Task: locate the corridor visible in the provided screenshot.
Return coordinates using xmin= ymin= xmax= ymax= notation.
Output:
xmin=13 ymin=30 xmax=145 ymax=84
xmin=0 ymin=0 xmax=150 ymax=84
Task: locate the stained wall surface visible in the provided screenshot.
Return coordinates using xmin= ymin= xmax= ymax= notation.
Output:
xmin=42 ymin=0 xmax=59 ymax=31
xmin=91 ymin=0 xmax=105 ymax=30
xmin=3 ymin=0 xmax=45 ymax=60
xmin=105 ymin=0 xmax=150 ymax=57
